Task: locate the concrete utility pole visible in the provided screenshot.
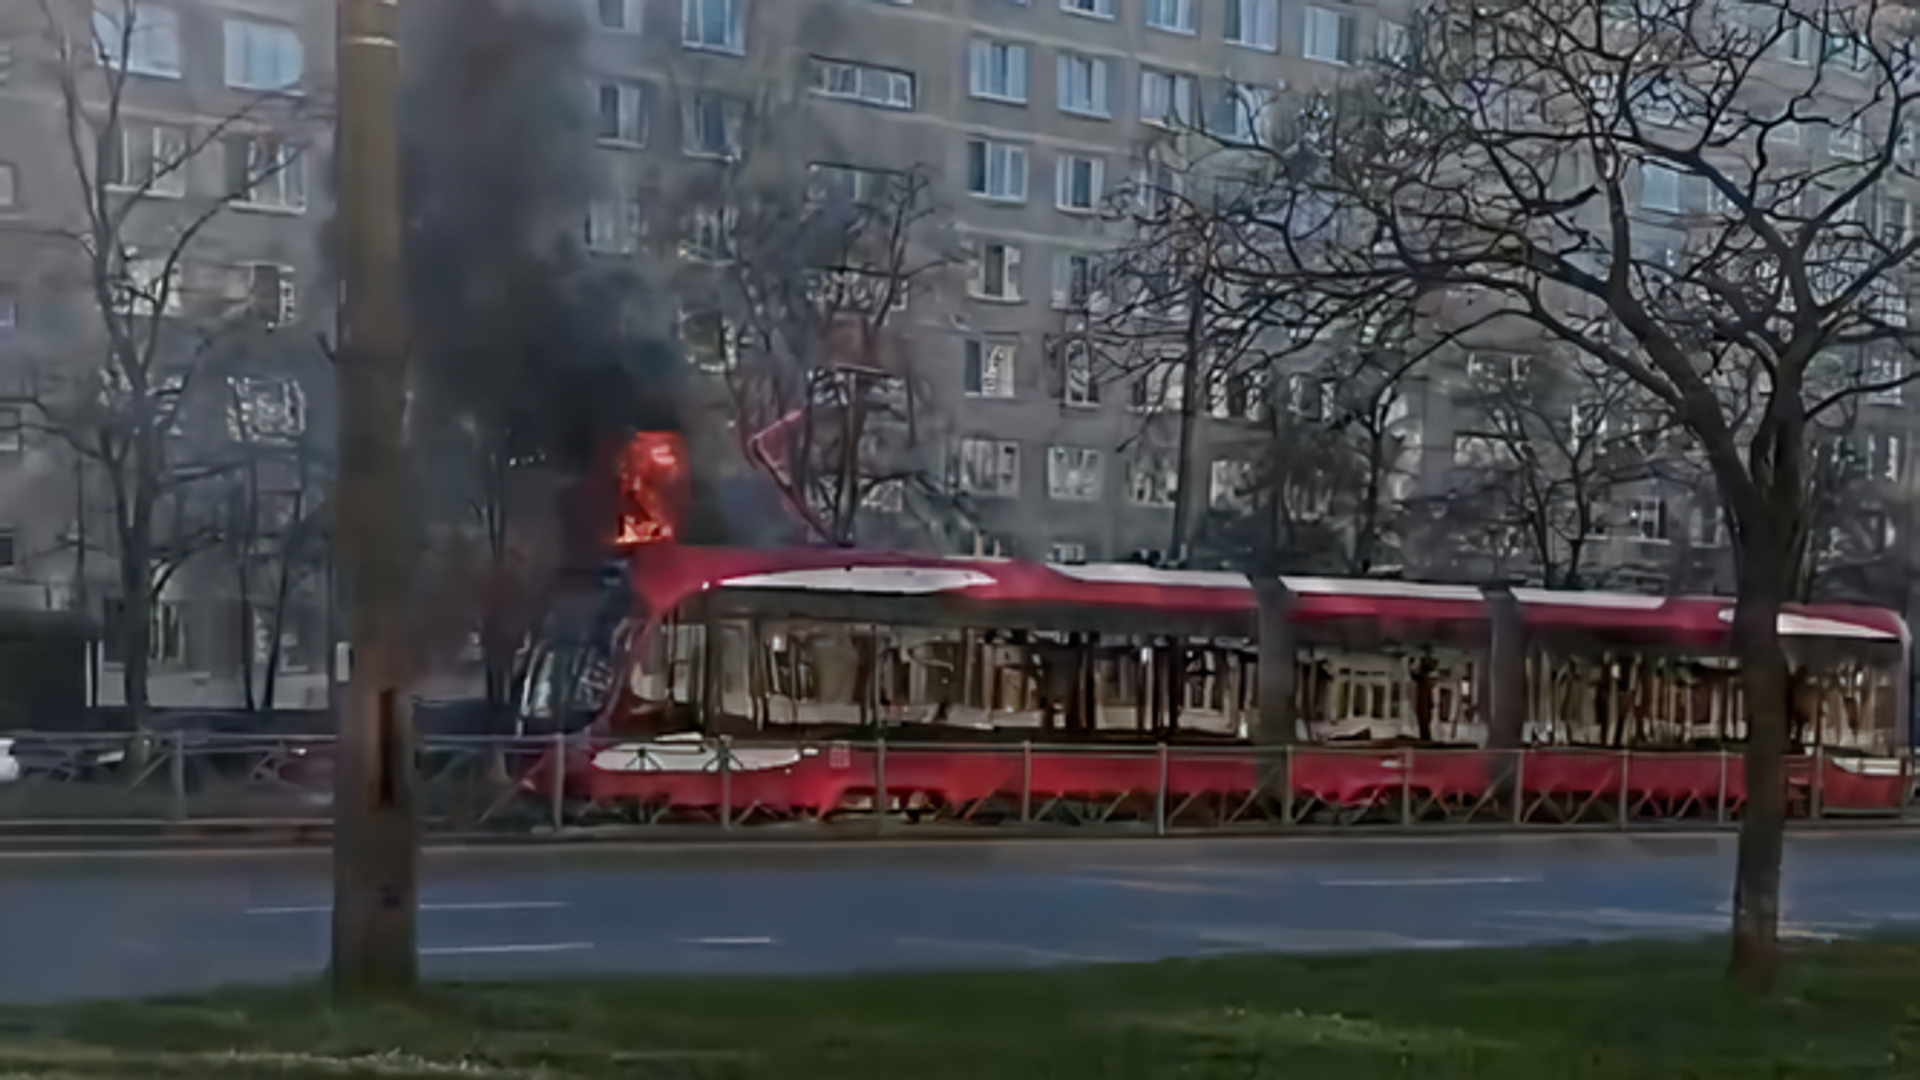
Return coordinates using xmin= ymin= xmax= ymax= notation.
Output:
xmin=332 ymin=0 xmax=417 ymax=994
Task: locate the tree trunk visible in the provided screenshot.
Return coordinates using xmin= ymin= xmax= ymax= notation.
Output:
xmin=1728 ymin=559 xmax=1791 ymax=993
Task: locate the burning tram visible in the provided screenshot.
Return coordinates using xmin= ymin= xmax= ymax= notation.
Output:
xmin=507 ymin=433 xmax=1914 ymax=821
xmin=517 ymin=542 xmax=1911 ymax=753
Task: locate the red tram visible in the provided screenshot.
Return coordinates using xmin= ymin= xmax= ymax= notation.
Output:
xmin=513 ymin=544 xmax=1914 ymax=822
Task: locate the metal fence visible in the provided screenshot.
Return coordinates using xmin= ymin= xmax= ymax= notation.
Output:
xmin=0 ymin=732 xmax=1910 ymax=837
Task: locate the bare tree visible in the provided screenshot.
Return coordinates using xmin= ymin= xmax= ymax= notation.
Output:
xmin=1441 ymin=353 xmax=1684 ymax=588
xmin=7 ymin=1 xmax=320 ymax=726
xmin=1241 ymin=0 xmax=1920 ymax=986
xmin=699 ymin=159 xmax=959 ymax=547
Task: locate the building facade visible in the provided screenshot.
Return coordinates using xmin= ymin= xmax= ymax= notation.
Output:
xmin=0 ymin=0 xmax=335 ymax=712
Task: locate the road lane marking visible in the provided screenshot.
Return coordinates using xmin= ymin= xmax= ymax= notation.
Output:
xmin=678 ymin=936 xmax=777 ymax=946
xmin=419 ymin=941 xmax=593 ymax=956
xmin=1318 ymin=876 xmax=1542 ymax=888
xmin=247 ymin=901 xmax=572 ymax=916
xmin=1068 ymin=875 xmax=1250 ymax=896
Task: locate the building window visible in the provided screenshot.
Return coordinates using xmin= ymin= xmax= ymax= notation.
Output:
xmin=1206 ymin=82 xmax=1268 ymax=142
xmin=0 ymin=529 xmax=16 ymax=570
xmin=959 ymin=438 xmax=1020 ymax=496
xmin=240 ymin=263 xmax=297 ymax=327
xmin=680 ymin=309 xmax=738 ymax=373
xmin=1210 ymin=460 xmax=1253 ymax=514
xmin=808 ymin=162 xmax=902 ymax=208
xmin=223 ymin=19 xmax=304 ymax=92
xmin=1051 ymin=252 xmax=1098 ymax=309
xmin=1375 ymin=19 xmax=1410 ymax=62
xmin=1631 ymin=496 xmax=1670 ymax=542
xmin=598 ymin=0 xmax=644 ymax=32
xmin=595 ymin=82 xmax=649 ymax=146
xmin=0 ymin=163 xmax=14 ymax=209
xmin=1145 ymin=0 xmax=1195 ymax=32
xmin=101 ymin=123 xmax=188 ymax=197
xmin=1130 ymin=360 xmax=1184 ymax=413
xmin=680 ymin=206 xmax=735 ymax=262
xmin=0 ymin=406 xmax=22 ymax=455
xmin=1868 ymin=350 xmax=1905 ymax=405
xmin=683 ymin=0 xmax=746 ymax=53
xmin=1209 ymin=369 xmax=1267 ymax=420
xmin=1062 ymin=340 xmax=1098 ymax=406
xmin=103 ymin=598 xmax=185 ymax=666
xmin=1226 ymin=0 xmax=1280 ymax=51
xmin=1055 ymin=156 xmax=1104 ymax=213
xmin=1061 ymin=0 xmax=1115 ymax=17
xmin=1141 ymin=69 xmax=1195 ymax=128
xmin=1302 ymin=6 xmax=1356 ymax=64
xmin=113 ymin=258 xmax=182 ymax=317
xmin=964 ymin=339 xmax=1016 ymax=398
xmin=682 ymin=94 xmax=743 ymax=158
xmin=1127 ymin=454 xmax=1179 ymax=507
xmin=1048 ymin=541 xmax=1089 ymax=565
xmin=1047 ymin=446 xmax=1103 ymax=501
xmin=967 ymin=241 xmax=1022 ymax=300
xmin=1056 ymin=53 xmax=1112 ymax=117
xmin=223 ymin=136 xmax=306 ymax=211
xmin=1465 ymin=351 xmax=1530 ymax=384
xmin=968 ymin=40 xmax=1029 ymax=102
xmin=225 ymin=375 xmax=307 ymax=445
xmin=586 ymin=198 xmax=644 ymax=255
xmin=1640 ymin=163 xmax=1681 ymax=212
xmin=813 ymin=59 xmax=915 ymax=109
xmin=967 ymin=139 xmax=1028 ymax=201
xmin=93 ymin=3 xmax=181 ymax=79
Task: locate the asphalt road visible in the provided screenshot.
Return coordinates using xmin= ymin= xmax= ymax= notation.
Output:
xmin=5 ymin=831 xmax=1920 ymax=1004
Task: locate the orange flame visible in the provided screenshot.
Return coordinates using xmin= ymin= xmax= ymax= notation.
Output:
xmin=613 ymin=432 xmax=688 ymax=548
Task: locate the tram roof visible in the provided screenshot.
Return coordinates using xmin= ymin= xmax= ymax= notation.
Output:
xmin=623 ymin=545 xmax=1906 ymax=646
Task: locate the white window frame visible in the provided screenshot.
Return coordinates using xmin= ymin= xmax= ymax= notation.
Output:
xmin=964 ymin=339 xmax=1017 ymax=398
xmin=682 ymin=94 xmax=743 ymax=158
xmin=1210 ymin=459 xmax=1253 ymax=514
xmin=1140 ymin=69 xmax=1195 ymax=128
xmin=1639 ymin=163 xmax=1681 ymax=212
xmin=1375 ymin=19 xmax=1409 ymax=63
xmin=1126 ymin=453 xmax=1179 ymax=507
xmin=1056 ymin=52 xmax=1112 ymax=118
xmin=1047 ymin=446 xmax=1103 ymax=501
xmin=959 ymin=437 xmax=1021 ymax=497
xmin=226 ymin=374 xmax=307 ymax=445
xmin=226 ymin=135 xmax=306 ymax=212
xmin=222 ymin=19 xmax=303 ymax=92
xmin=814 ymin=59 xmax=915 ymax=110
xmin=1144 ymin=0 xmax=1194 ymax=33
xmin=0 ymin=405 xmax=23 ymax=455
xmin=1062 ymin=340 xmax=1097 ymax=407
xmin=1047 ymin=542 xmax=1089 ymax=565
xmin=102 ymin=122 xmax=188 ymax=198
xmin=1130 ymin=359 xmax=1184 ymax=414
xmin=967 ymin=240 xmax=1023 ymax=301
xmin=93 ymin=3 xmax=181 ymax=79
xmin=1055 ymin=154 xmax=1104 ymax=212
xmin=596 ymin=0 xmax=645 ymax=33
xmin=966 ymin=139 xmax=1028 ymax=202
xmin=1060 ymin=0 xmax=1115 ymax=19
xmin=1051 ymin=251 xmax=1098 ymax=309
xmin=1225 ymin=0 xmax=1280 ymax=51
xmin=968 ymin=40 xmax=1029 ymax=103
xmin=1868 ymin=351 xmax=1906 ymax=406
xmin=586 ymin=197 xmax=644 ymax=255
xmin=1631 ymin=495 xmax=1670 ymax=542
xmin=1302 ymin=6 xmax=1356 ymax=65
xmin=594 ymin=81 xmax=649 ymax=146
xmin=682 ymin=0 xmax=746 ymax=54
xmin=0 ymin=163 xmax=14 ymax=210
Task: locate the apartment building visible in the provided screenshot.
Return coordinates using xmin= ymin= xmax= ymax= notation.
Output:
xmin=540 ymin=0 xmax=1412 ymax=565
xmin=0 ymin=0 xmax=335 ymax=710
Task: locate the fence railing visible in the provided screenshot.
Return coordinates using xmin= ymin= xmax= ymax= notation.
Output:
xmin=0 ymin=732 xmax=1910 ymax=836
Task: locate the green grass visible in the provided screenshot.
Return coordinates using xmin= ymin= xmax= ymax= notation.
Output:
xmin=5 ymin=940 xmax=1920 ymax=1078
